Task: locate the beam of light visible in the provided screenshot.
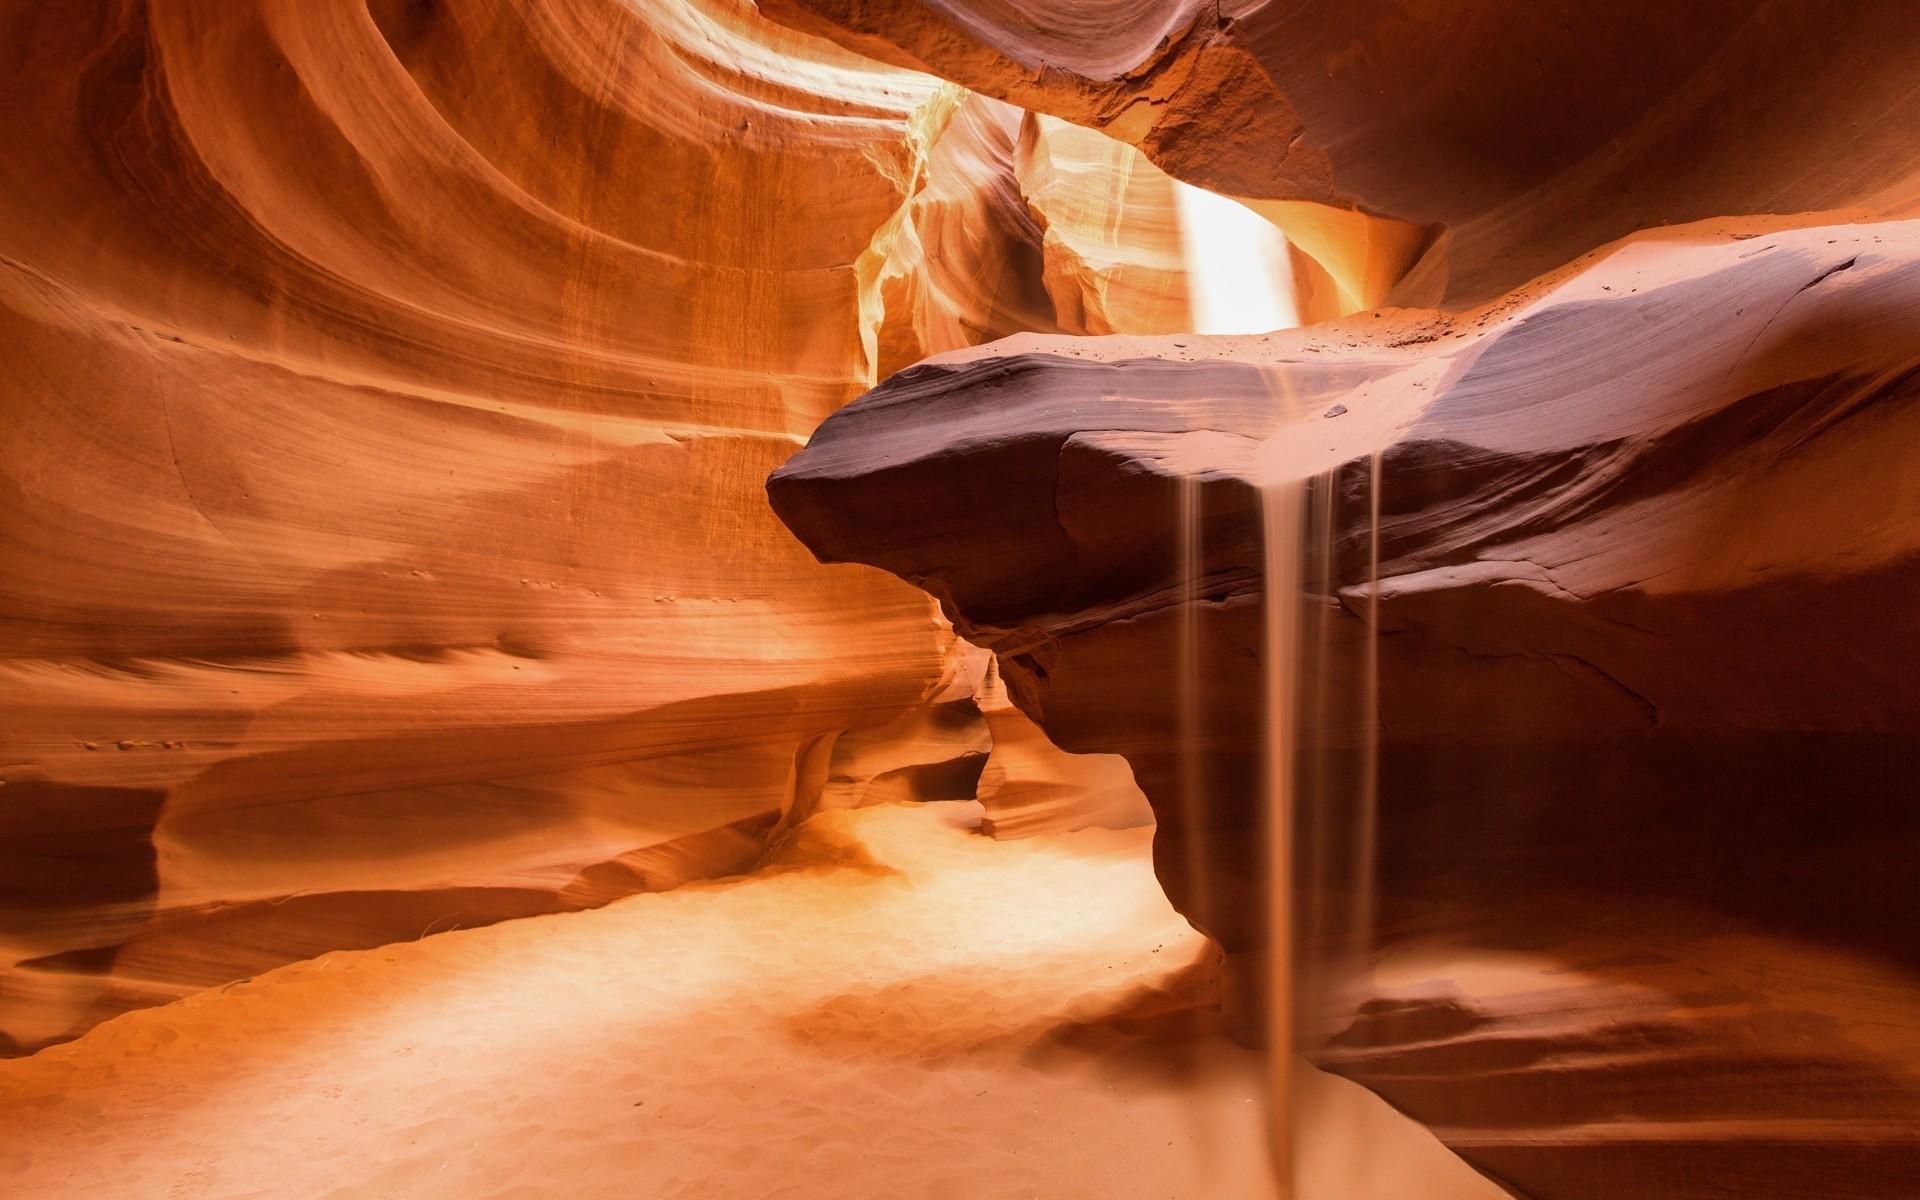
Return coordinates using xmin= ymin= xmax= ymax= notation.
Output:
xmin=1172 ymin=181 xmax=1300 ymax=334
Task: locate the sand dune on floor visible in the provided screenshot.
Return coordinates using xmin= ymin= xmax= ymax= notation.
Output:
xmin=0 ymin=801 xmax=1510 ymax=1200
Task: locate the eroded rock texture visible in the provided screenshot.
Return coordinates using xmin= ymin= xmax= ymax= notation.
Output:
xmin=771 ymin=219 xmax=1920 ymax=1198
xmin=763 ymin=0 xmax=1920 ymax=308
xmin=0 ymin=0 xmax=972 ymax=1053
xmin=12 ymin=0 xmax=1920 ymax=1193
xmin=0 ymin=0 xmax=1208 ymax=1055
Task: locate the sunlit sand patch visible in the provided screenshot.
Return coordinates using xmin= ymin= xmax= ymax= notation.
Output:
xmin=1 ymin=801 xmax=1507 ymax=1199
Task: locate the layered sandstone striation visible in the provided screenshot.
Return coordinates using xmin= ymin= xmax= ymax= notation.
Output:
xmin=0 ymin=0 xmax=971 ymax=1053
xmin=857 ymin=89 xmax=1272 ymax=376
xmin=762 ymin=0 xmax=1920 ymax=307
xmin=770 ymin=218 xmax=1920 ymax=1198
xmin=0 ymin=0 xmax=1243 ymax=1056
xmin=11 ymin=1 xmax=1919 ymax=1194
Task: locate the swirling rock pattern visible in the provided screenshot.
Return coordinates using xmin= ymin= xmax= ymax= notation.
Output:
xmin=762 ymin=0 xmax=1920 ymax=307
xmin=0 ymin=0 xmax=1263 ymax=1056
xmin=12 ymin=2 xmax=1920 ymax=1194
xmin=770 ymin=218 xmax=1920 ymax=1198
xmin=0 ymin=0 xmax=987 ymax=1054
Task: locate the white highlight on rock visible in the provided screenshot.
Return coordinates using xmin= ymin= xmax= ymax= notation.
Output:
xmin=1173 ymin=181 xmax=1300 ymax=333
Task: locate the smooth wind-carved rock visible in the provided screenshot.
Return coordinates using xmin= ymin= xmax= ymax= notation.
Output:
xmin=761 ymin=0 xmax=1920 ymax=309
xmin=770 ymin=217 xmax=1920 ymax=1199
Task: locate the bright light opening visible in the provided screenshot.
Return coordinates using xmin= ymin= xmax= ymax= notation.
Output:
xmin=1172 ymin=181 xmax=1299 ymax=334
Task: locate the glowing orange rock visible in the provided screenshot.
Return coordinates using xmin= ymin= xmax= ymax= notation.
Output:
xmin=771 ymin=218 xmax=1920 ymax=1197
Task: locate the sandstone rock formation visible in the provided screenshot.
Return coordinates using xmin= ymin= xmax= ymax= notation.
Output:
xmin=0 ymin=0 xmax=977 ymax=1054
xmin=11 ymin=1 xmax=1920 ymax=1196
xmin=0 ymin=0 xmax=1264 ymax=1057
xmin=859 ymin=89 xmax=1289 ymax=375
xmin=972 ymin=656 xmax=1153 ymax=839
xmin=770 ymin=217 xmax=1920 ymax=1197
xmin=763 ymin=0 xmax=1920 ymax=306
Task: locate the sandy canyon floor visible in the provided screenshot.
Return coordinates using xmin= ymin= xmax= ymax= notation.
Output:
xmin=0 ymin=801 xmax=1509 ymax=1199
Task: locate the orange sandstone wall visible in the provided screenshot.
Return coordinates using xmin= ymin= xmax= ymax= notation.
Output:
xmin=0 ymin=0 xmax=1211 ymax=1055
xmin=762 ymin=0 xmax=1920 ymax=306
xmin=0 ymin=0 xmax=981 ymax=1054
xmin=770 ymin=217 xmax=1920 ymax=1200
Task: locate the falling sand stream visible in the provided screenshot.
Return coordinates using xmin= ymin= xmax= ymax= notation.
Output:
xmin=1258 ymin=471 xmax=1306 ymax=1191
xmin=1254 ymin=455 xmax=1385 ymax=1197
xmin=1170 ymin=184 xmax=1465 ymax=1196
xmin=1165 ymin=375 xmax=1393 ymax=1195
xmin=1172 ymin=433 xmax=1383 ymax=1195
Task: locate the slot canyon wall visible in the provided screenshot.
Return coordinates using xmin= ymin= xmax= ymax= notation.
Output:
xmin=7 ymin=2 xmax=1920 ymax=1198
xmin=0 ymin=0 xmax=1191 ymax=1056
xmin=764 ymin=3 xmax=1920 ymax=1198
xmin=772 ymin=226 xmax=1920 ymax=1197
xmin=761 ymin=0 xmax=1920 ymax=305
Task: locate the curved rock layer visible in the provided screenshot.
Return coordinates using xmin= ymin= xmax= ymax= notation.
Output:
xmin=770 ymin=217 xmax=1920 ymax=1198
xmin=762 ymin=0 xmax=1920 ymax=306
xmin=859 ymin=90 xmax=1298 ymax=374
xmin=0 ymin=0 xmax=973 ymax=1054
xmin=1 ymin=0 xmax=1248 ymax=1055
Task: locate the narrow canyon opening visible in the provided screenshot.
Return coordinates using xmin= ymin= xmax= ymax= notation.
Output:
xmin=6 ymin=3 xmax=1920 ymax=1199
